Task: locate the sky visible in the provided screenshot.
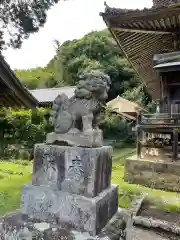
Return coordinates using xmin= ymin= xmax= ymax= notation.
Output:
xmin=3 ymin=0 xmax=153 ymax=70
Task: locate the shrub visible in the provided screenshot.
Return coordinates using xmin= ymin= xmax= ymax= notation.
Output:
xmin=100 ymin=108 xmax=135 ymax=142
xmin=0 ymin=107 xmax=52 ymax=159
xmin=18 ymin=150 xmax=30 ymax=160
xmin=0 ymin=106 xmax=134 ymax=159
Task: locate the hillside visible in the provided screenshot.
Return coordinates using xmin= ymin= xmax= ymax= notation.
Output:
xmin=15 ymin=29 xmax=152 ymax=105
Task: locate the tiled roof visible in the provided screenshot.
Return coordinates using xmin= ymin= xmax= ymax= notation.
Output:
xmin=100 ymin=7 xmax=150 ymax=16
xmin=29 ymin=87 xmax=76 ymax=103
xmin=100 ymin=0 xmax=180 ymax=16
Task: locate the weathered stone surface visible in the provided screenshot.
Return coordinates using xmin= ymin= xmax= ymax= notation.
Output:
xmin=129 ymin=194 xmax=147 ymax=217
xmin=124 ymin=156 xmax=180 ymax=192
xmin=46 ymin=129 xmax=103 ymax=148
xmin=20 ymin=184 xmax=118 ymax=236
xmin=32 ymin=144 xmax=112 ymax=197
xmin=134 ymin=216 xmax=180 ymax=235
xmin=1 ymin=209 xmax=177 ymax=240
xmin=0 ymin=209 xmax=126 ymax=240
xmin=132 ymin=226 xmax=175 ymax=240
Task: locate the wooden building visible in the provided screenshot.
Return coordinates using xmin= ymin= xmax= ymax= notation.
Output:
xmin=0 ymin=55 xmax=38 ymax=108
xmin=101 ymin=0 xmax=180 ymax=161
xmin=107 ymin=96 xmax=147 ymax=121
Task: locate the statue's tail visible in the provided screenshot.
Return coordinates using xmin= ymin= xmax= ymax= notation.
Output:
xmin=49 ymin=93 xmax=68 ymax=126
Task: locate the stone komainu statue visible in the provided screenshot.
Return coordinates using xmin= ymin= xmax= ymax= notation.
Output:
xmin=49 ymin=71 xmax=111 ymax=136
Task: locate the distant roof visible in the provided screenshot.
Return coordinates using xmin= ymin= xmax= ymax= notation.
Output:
xmin=29 ymin=87 xmax=76 ymax=104
xmin=107 ymin=96 xmax=147 ymax=120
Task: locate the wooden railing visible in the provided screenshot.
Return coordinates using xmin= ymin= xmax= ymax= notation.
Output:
xmin=136 ymin=113 xmax=180 ymax=161
xmin=137 ymin=113 xmax=180 ymax=126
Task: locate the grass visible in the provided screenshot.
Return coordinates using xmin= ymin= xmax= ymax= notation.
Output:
xmin=1 ymin=147 xmax=180 ymax=216
xmin=0 ymin=160 xmax=32 ymax=216
xmin=112 ymin=147 xmax=180 ymax=211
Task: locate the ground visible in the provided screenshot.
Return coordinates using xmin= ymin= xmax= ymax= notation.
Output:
xmin=112 ymin=147 xmax=180 ymax=211
xmin=1 ymin=147 xmax=180 ymax=216
xmin=0 ymin=160 xmax=32 ymax=216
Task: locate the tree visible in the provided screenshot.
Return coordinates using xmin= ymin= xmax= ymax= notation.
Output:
xmin=52 ymin=40 xmax=66 ymax=87
xmin=15 ymin=67 xmax=55 ymax=89
xmin=0 ymin=0 xmax=61 ymax=49
xmin=16 ymin=29 xmax=153 ymax=107
xmin=46 ymin=30 xmax=140 ymax=101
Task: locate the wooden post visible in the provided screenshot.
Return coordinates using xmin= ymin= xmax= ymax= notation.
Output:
xmin=173 ymin=119 xmax=178 ymax=161
xmin=137 ymin=113 xmax=142 ymax=159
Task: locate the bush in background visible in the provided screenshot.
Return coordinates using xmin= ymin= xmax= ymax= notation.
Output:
xmin=100 ymin=108 xmax=135 ymax=143
xmin=0 ymin=107 xmax=52 ymax=160
xmin=0 ymin=106 xmax=134 ymax=160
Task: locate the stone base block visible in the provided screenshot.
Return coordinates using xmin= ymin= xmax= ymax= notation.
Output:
xmin=125 ymin=155 xmax=180 ymax=192
xmin=33 ymin=144 xmax=112 ymax=197
xmin=20 ymin=184 xmax=118 ymax=236
xmin=0 ymin=209 xmax=125 ymax=240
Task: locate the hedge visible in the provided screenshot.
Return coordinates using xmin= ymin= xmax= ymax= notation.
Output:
xmin=0 ymin=107 xmax=52 ymax=159
xmin=0 ymin=107 xmax=134 ymax=159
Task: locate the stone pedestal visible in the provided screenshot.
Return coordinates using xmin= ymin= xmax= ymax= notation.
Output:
xmin=0 ymin=143 xmax=119 ymax=239
xmin=32 ymin=144 xmax=113 ymax=197
xmin=0 ymin=209 xmax=125 ymax=240
xmin=125 ymin=155 xmax=180 ymax=192
xmin=8 ymin=143 xmax=117 ymax=238
xmin=46 ymin=129 xmax=103 ymax=148
xmin=21 ymin=184 xmax=118 ymax=236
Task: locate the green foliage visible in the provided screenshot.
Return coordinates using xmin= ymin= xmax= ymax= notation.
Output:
xmin=14 ymin=30 xmax=155 ymax=144
xmin=122 ymin=86 xmax=145 ymax=106
xmin=18 ymin=150 xmax=30 ymax=160
xmin=47 ymin=30 xmax=139 ymax=101
xmin=0 ymin=105 xmax=135 ymax=159
xmin=0 ymin=0 xmax=62 ymax=49
xmin=15 ymin=67 xmax=56 ymax=89
xmin=0 ymin=107 xmax=52 ymax=159
xmin=16 ymin=29 xmax=151 ymax=105
xmin=100 ymin=108 xmax=135 ymax=142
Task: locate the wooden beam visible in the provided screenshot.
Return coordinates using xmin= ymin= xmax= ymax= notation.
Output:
xmin=3 ymin=94 xmax=16 ymax=107
xmin=111 ymin=28 xmax=173 ymax=100
xmin=173 ymin=121 xmax=178 ymax=161
xmin=112 ymin=27 xmax=172 ymax=35
xmin=120 ymin=32 xmax=161 ymax=50
xmin=136 ymin=114 xmax=142 ymax=159
xmin=167 ymin=82 xmax=180 ymax=86
xmin=0 ymin=92 xmax=24 ymax=107
xmin=0 ymin=55 xmax=38 ymax=108
xmin=10 ymin=93 xmax=26 ymax=107
xmin=108 ymin=28 xmax=142 ymax=87
xmin=127 ymin=35 xmax=162 ymax=56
